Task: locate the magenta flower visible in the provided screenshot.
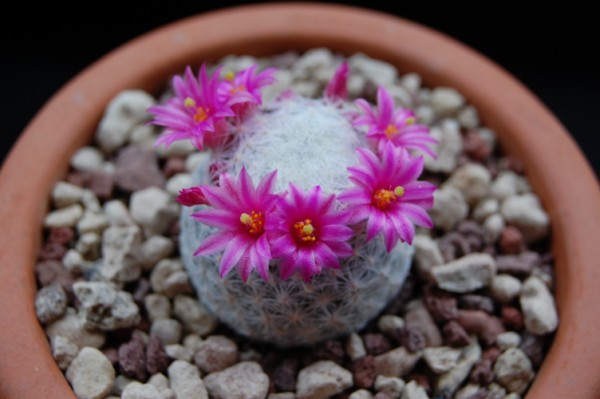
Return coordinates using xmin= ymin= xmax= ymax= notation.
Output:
xmin=176 ymin=187 xmax=208 ymax=207
xmin=269 ymin=184 xmax=353 ymax=281
xmin=324 ymin=61 xmax=349 ymax=100
xmin=354 ymin=86 xmax=436 ymax=157
xmin=192 ymin=168 xmax=278 ymax=282
xmin=219 ymin=65 xmax=277 ymax=118
xmin=339 ymin=143 xmax=435 ymax=250
xmin=149 ymin=64 xmax=235 ymax=150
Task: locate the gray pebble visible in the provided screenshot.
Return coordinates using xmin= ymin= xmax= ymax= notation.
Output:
xmin=46 ymin=308 xmax=106 ymax=348
xmin=173 ymin=295 xmax=218 ymax=336
xmin=204 ymin=361 xmax=269 ymax=399
xmin=436 ymin=339 xmax=481 ymax=395
xmin=51 ymin=335 xmax=79 ymax=370
xmin=349 ymin=389 xmax=374 ymax=399
xmin=296 ymin=360 xmax=353 ymax=399
xmin=121 ymin=382 xmax=162 ymax=399
xmin=348 ymin=53 xmax=397 ymax=86
xmin=194 ymin=335 xmax=238 ymax=373
xmin=457 ymin=105 xmax=480 ymax=129
xmin=168 ymin=360 xmax=208 ymax=399
xmin=423 ymin=346 xmax=461 ymax=374
xmin=374 ymin=375 xmax=405 ymax=399
xmin=144 ymin=293 xmax=172 ymax=321
xmin=66 ymin=347 xmax=115 ymax=399
xmin=165 ymin=344 xmax=194 ymax=362
xmin=150 ymin=259 xmax=193 ymax=297
xmin=494 ymin=348 xmax=534 ymax=394
xmin=444 ymin=163 xmax=491 ymax=205
xmin=429 ymin=186 xmax=469 ymax=231
xmin=73 ymin=281 xmax=140 ymax=330
xmin=140 ymin=235 xmax=174 ymax=269
xmin=150 ymin=318 xmax=182 ymax=345
xmin=413 ymin=235 xmax=444 ymax=280
xmin=401 ymin=380 xmax=428 ymax=399
xmin=501 ymin=194 xmax=549 ymax=243
xmin=424 ymin=122 xmax=462 ymax=173
xmin=520 ymin=276 xmax=559 ymax=335
xmin=130 ymin=187 xmax=179 ymax=236
xmin=375 ymin=347 xmax=421 ymax=377
xmin=76 ymin=232 xmax=101 ymax=260
xmin=35 ymin=284 xmax=67 ymax=324
xmin=101 ymin=224 xmax=143 ymax=283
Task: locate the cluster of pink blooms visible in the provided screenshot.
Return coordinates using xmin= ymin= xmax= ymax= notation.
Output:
xmin=150 ymin=62 xmax=437 ymax=282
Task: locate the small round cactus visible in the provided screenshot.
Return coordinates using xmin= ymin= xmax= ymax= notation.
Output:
xmin=149 ymin=60 xmax=437 ymax=347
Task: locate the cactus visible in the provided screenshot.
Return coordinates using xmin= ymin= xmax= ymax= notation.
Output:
xmin=149 ymin=59 xmax=436 ymax=347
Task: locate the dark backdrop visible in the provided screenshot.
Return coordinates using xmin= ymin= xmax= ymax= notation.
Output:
xmin=3 ymin=2 xmax=598 ymax=177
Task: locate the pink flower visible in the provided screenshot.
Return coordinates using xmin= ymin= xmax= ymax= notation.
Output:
xmin=324 ymin=61 xmax=349 ymax=100
xmin=219 ymin=65 xmax=277 ymax=118
xmin=192 ymin=168 xmax=278 ymax=282
xmin=339 ymin=143 xmax=435 ymax=250
xmin=354 ymin=86 xmax=436 ymax=157
xmin=269 ymin=184 xmax=353 ymax=281
xmin=149 ymin=64 xmax=235 ymax=150
xmin=176 ymin=187 xmax=208 ymax=207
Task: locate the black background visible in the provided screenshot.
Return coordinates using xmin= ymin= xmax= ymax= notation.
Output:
xmin=3 ymin=1 xmax=599 ymax=177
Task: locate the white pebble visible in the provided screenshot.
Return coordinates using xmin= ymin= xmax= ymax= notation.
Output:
xmin=173 ymin=295 xmax=218 ymax=336
xmin=491 ymin=274 xmax=522 ymax=303
xmin=165 ymin=173 xmax=193 ymax=196
xmin=66 ymin=347 xmax=115 ymax=399
xmin=62 ymin=249 xmax=92 ymax=275
xmin=346 ymin=332 xmax=367 ymax=361
xmin=168 ymin=360 xmax=208 ymax=399
xmin=156 ymin=139 xmax=197 ymax=158
xmin=35 ymin=284 xmax=68 ymax=324
xmin=104 ymin=200 xmax=135 ymax=226
xmin=76 ymin=232 xmax=101 ymax=260
xmin=496 ymin=331 xmax=522 ymax=350
xmin=165 ymin=344 xmax=194 ymax=362
xmin=472 ymin=198 xmax=499 ymax=222
xmin=520 ymin=276 xmax=559 ymax=335
xmin=204 ymin=361 xmax=270 ymax=399
xmin=377 ymin=315 xmax=405 ymax=337
xmin=141 ymin=235 xmax=174 ymax=269
xmin=424 ymin=122 xmax=462 ymax=173
xmin=457 ymin=105 xmax=480 ymax=129
xmin=96 ymin=90 xmax=156 ymax=153
xmin=444 ymin=163 xmax=491 ymax=205
xmin=121 ymin=382 xmax=162 ymax=399
xmin=292 ymin=48 xmax=334 ymax=80
xmin=144 ymin=294 xmax=172 ymax=321
xmin=194 ymin=335 xmax=238 ymax=373
xmin=415 ymin=105 xmax=435 ymax=125
xmin=375 ymin=347 xmax=421 ymax=377
xmin=501 ymin=194 xmax=550 ymax=243
xmin=44 ymin=204 xmax=84 ymax=227
xmin=292 ymin=81 xmax=320 ymax=98
xmin=430 ymin=87 xmax=465 ymax=116
xmin=349 ymin=53 xmax=397 ymax=86
xmin=130 ymin=187 xmax=179 ymax=236
xmin=436 ymin=340 xmax=481 ymax=395
xmin=429 ymin=186 xmax=468 ymax=231
xmin=129 ymin=125 xmax=157 ymax=150
xmin=52 ymin=181 xmax=85 ymax=208
xmin=349 ymin=389 xmax=374 ymax=399
xmin=185 ymin=151 xmax=211 ymax=173
xmin=262 ymin=70 xmax=294 ymax=103
xmin=268 ymin=393 xmax=296 ymax=399
xmin=81 ymin=189 xmax=101 ymax=212
xmin=101 ymin=225 xmax=143 ymax=283
xmin=432 ymin=253 xmax=496 ymax=293
xmin=494 ymin=348 xmax=534 ymax=394
xmin=77 ymin=211 xmax=109 ymax=235
xmin=51 ymin=335 xmax=79 ymax=370
xmin=296 ymin=360 xmax=353 ymax=399
xmin=400 ymin=73 xmax=421 ymax=94
xmin=347 ymin=74 xmax=366 ymax=98
xmin=150 ymin=318 xmax=182 ymax=345
xmin=46 ymin=308 xmax=106 ymax=348
xmin=423 ymin=346 xmax=462 ymax=374
xmin=413 ymin=234 xmax=444 ymax=280
xmin=71 ymin=146 xmax=105 ymax=172
xmin=375 ymin=375 xmax=405 ymax=399
xmin=182 ymin=334 xmax=204 ymax=352
xmin=401 ymin=380 xmax=429 ymax=399
xmin=483 ymin=213 xmax=505 ymax=244
xmin=150 ymin=259 xmax=193 ymax=297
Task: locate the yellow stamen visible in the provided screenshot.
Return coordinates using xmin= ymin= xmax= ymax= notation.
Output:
xmin=373 ymin=188 xmax=397 ymax=210
xmin=385 ymin=124 xmax=399 ymax=138
xmin=293 ymin=219 xmax=317 ymax=243
xmin=184 ymin=97 xmax=196 ymax=107
xmin=223 ymin=71 xmax=235 ymax=81
xmin=406 ymin=117 xmax=415 ymax=125
xmin=394 ymin=186 xmax=405 ymax=197
xmin=240 ymin=211 xmax=264 ymax=235
xmin=230 ymin=84 xmax=247 ymax=94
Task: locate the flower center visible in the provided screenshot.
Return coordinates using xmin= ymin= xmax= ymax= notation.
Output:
xmin=184 ymin=97 xmax=210 ymax=123
xmin=385 ymin=124 xmax=398 ymax=138
xmin=372 ymin=186 xmax=405 ymax=209
xmin=293 ymin=219 xmax=317 ymax=244
xmin=230 ymin=84 xmax=247 ymax=94
xmin=240 ymin=211 xmax=265 ymax=235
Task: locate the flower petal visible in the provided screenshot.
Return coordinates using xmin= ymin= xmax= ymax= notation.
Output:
xmin=219 ymin=235 xmax=251 ymax=278
xmin=193 ymin=231 xmax=233 ymax=256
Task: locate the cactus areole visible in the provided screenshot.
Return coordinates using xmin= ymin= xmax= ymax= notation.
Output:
xmin=149 ymin=61 xmax=437 ymax=346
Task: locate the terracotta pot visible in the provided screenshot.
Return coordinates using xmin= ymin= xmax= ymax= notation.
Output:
xmin=1 ymin=3 xmax=599 ymax=398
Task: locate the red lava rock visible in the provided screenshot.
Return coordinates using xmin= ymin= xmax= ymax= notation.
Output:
xmin=39 ymin=242 xmax=67 ymax=261
xmin=439 ymin=232 xmax=471 ymax=260
xmin=65 ymin=171 xmax=85 ymax=186
xmin=163 ymin=157 xmax=187 ymax=178
xmin=114 ymin=146 xmax=165 ymax=192
xmin=272 ymin=358 xmax=299 ymax=392
xmin=458 ymin=295 xmax=495 ymax=314
xmin=118 ymin=335 xmax=147 ymax=381
xmin=133 ymin=278 xmax=151 ymax=306
xmin=456 ymin=310 xmax=505 ymax=346
xmin=470 ymin=359 xmax=494 ymax=384
xmin=146 ymin=336 xmax=168 ymax=375
xmin=496 ymin=251 xmax=540 ymax=275
xmin=352 ymin=355 xmax=377 ymax=389
xmin=397 ymin=326 xmax=426 ymax=353
xmin=463 ymin=130 xmax=491 ymax=161
xmin=501 ymin=305 xmax=525 ymax=330
xmin=482 ymin=346 xmax=501 ymax=363
xmin=383 ymin=276 xmax=416 ymax=315
xmin=48 ymin=226 xmax=75 ymax=245
xmin=35 ymin=260 xmax=74 ymax=291
xmin=315 ymin=339 xmax=345 ymax=364
xmin=501 ymin=155 xmax=525 ymax=174
xmin=520 ymin=333 xmax=546 ymax=368
xmin=404 ymin=305 xmax=443 ymax=348
xmin=442 ymin=320 xmax=471 ymax=347
xmin=363 ymin=333 xmax=392 ymax=356
xmin=84 ymin=170 xmax=114 ymax=200
xmin=424 ymin=287 xmax=458 ymax=322
xmin=499 ymin=226 xmax=525 ymax=254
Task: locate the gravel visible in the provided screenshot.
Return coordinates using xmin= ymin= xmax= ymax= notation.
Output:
xmin=34 ymin=50 xmax=558 ymax=398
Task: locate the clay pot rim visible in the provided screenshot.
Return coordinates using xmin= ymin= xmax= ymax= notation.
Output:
xmin=1 ymin=3 xmax=599 ymax=398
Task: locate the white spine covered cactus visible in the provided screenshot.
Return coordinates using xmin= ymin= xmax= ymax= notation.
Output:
xmin=149 ymin=59 xmax=437 ymax=347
